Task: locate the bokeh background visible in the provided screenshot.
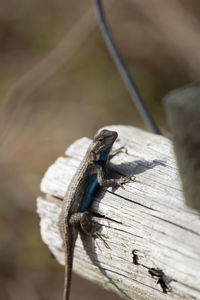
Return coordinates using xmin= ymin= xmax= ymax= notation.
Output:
xmin=0 ymin=0 xmax=199 ymax=299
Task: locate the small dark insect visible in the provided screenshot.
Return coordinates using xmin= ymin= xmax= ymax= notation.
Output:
xmin=149 ymin=268 xmax=176 ymax=293
xmin=132 ymin=249 xmax=139 ymax=265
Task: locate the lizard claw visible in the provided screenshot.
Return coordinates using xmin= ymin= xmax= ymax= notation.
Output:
xmin=109 ymin=146 xmax=128 ymax=159
xmin=115 ymin=145 xmax=127 ymax=154
xmin=94 ymin=231 xmax=110 ymax=249
xmin=121 ymin=146 xmax=128 ymax=154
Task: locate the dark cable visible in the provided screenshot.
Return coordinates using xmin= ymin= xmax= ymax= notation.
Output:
xmin=94 ymin=0 xmax=161 ymax=134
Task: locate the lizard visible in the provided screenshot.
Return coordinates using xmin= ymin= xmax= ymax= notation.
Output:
xmin=58 ymin=129 xmax=135 ymax=300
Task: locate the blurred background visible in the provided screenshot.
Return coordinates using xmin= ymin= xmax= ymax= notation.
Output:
xmin=0 ymin=0 xmax=199 ymax=299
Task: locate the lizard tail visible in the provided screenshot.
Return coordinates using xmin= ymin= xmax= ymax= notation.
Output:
xmin=63 ymin=228 xmax=75 ymax=300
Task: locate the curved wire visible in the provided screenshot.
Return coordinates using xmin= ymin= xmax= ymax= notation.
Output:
xmin=94 ymin=0 xmax=161 ymax=134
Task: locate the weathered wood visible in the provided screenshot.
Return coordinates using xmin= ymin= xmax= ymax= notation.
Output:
xmin=37 ymin=125 xmax=200 ymax=300
xmin=164 ymin=83 xmax=200 ymax=211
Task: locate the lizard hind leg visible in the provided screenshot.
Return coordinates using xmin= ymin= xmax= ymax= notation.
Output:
xmin=69 ymin=211 xmax=110 ymax=248
xmin=69 ymin=211 xmax=93 ymax=235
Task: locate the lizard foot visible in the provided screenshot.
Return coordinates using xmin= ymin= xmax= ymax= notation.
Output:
xmin=118 ymin=175 xmax=136 ymax=188
xmin=92 ymin=231 xmax=110 ymax=249
xmin=75 ymin=211 xmax=110 ymax=249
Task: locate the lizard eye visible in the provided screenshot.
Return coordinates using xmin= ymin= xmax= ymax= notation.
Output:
xmin=98 ymin=137 xmax=104 ymax=142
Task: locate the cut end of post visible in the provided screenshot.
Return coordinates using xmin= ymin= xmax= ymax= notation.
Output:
xmin=163 ymin=82 xmax=200 ymax=211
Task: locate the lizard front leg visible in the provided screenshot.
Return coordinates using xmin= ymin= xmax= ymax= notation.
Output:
xmin=97 ymin=164 xmax=135 ymax=188
xmin=109 ymin=146 xmax=126 ymax=160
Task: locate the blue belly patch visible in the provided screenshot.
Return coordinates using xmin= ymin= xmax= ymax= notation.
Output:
xmin=80 ymin=175 xmax=98 ymax=212
xmin=80 ymin=151 xmax=109 ymax=212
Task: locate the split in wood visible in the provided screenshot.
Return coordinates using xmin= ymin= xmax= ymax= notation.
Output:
xmin=132 ymin=249 xmax=176 ymax=294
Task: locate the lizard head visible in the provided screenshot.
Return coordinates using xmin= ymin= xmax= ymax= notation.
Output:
xmin=89 ymin=129 xmax=118 ymax=162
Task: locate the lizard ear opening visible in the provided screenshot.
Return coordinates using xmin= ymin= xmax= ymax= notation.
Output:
xmin=89 ymin=150 xmax=99 ymax=162
xmin=89 ymin=150 xmax=95 ymax=161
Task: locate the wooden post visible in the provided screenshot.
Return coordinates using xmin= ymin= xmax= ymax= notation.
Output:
xmin=37 ymin=125 xmax=200 ymax=300
xmin=164 ymin=83 xmax=200 ymax=211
